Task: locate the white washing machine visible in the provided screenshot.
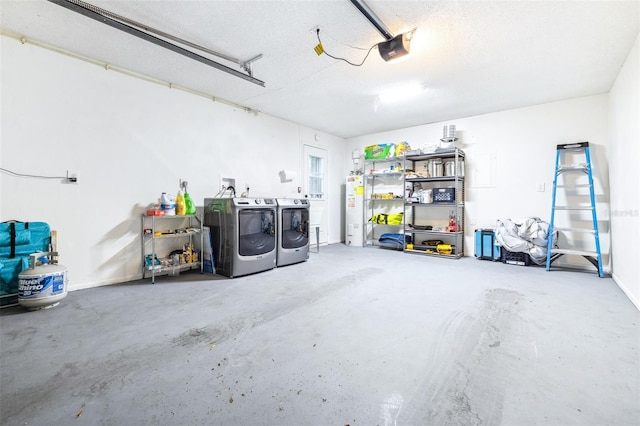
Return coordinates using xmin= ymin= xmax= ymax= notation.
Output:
xmin=276 ymin=198 xmax=310 ymax=266
xmin=204 ymin=197 xmax=277 ymax=277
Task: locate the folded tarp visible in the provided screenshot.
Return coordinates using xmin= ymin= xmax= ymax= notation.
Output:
xmin=495 ymin=217 xmax=556 ymax=265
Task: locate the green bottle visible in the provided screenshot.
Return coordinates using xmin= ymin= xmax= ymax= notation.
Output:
xmin=184 ymin=191 xmax=196 ymax=215
xmin=181 ymin=180 xmax=197 ymax=215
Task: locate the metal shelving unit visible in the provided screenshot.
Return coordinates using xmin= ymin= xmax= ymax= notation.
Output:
xmin=403 ymin=149 xmax=465 ymax=258
xmin=362 ymin=157 xmax=405 ymax=248
xmin=141 ymin=214 xmax=203 ymax=283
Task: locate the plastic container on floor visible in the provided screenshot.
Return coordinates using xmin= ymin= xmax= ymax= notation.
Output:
xmin=501 ymin=249 xmax=531 ymax=266
xmin=475 ymin=229 xmax=501 ymax=261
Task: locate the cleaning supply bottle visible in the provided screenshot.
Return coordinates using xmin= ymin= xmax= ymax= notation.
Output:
xmin=175 ymin=190 xmax=186 ymax=216
xmin=184 ymin=191 xmax=196 ymax=215
xmin=160 ymin=192 xmax=175 ymax=216
xmin=181 ymin=180 xmax=197 ymax=215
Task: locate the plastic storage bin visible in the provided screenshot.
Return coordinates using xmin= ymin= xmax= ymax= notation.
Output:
xmin=433 ymin=187 xmax=456 ymax=204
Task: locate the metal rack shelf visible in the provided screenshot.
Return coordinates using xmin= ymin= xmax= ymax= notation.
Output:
xmin=404 ymin=148 xmax=465 ymax=259
xmin=362 ymin=157 xmax=405 ymax=248
xmin=141 ymin=214 xmax=203 ymax=283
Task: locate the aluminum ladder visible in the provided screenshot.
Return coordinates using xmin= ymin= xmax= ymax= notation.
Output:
xmin=546 ymin=142 xmax=604 ymax=277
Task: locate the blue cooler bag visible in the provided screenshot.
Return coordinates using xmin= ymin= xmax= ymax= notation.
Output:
xmin=0 ymin=221 xmax=51 ymax=307
xmin=378 ymin=233 xmax=408 ymax=250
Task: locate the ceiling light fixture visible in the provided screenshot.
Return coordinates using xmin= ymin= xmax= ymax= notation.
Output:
xmin=47 ymin=0 xmax=265 ymax=87
xmin=349 ymin=0 xmax=414 ymax=62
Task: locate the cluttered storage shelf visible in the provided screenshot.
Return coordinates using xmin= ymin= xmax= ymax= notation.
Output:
xmin=404 ymin=148 xmax=465 ymax=258
xmin=363 ymin=157 xmax=405 ymax=248
xmin=141 ymin=214 xmax=203 ymax=283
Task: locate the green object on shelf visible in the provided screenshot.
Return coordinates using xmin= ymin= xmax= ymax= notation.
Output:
xmin=364 ymin=143 xmax=394 ymax=160
xmin=184 ymin=191 xmax=196 ymax=215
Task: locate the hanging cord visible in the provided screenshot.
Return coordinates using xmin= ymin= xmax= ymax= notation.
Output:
xmin=214 ymin=186 xmax=226 ymax=198
xmin=214 ymin=185 xmax=236 ymax=198
xmin=0 ymin=167 xmax=66 ymax=179
xmin=316 ymin=29 xmax=377 ymax=67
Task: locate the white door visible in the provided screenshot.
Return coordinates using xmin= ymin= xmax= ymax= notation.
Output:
xmin=303 ymin=145 xmax=328 ymax=246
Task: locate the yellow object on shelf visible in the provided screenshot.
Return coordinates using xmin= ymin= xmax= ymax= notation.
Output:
xmin=175 ymin=190 xmax=186 ymax=216
xmin=395 ymin=141 xmax=411 ymax=157
xmin=437 ymin=244 xmax=452 ymax=255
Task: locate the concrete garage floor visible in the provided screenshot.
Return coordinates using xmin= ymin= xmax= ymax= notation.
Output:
xmin=1 ymin=244 xmax=638 ymax=426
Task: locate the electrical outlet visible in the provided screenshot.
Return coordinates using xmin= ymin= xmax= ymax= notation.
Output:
xmin=536 ymin=182 xmax=545 ymax=192
xmin=67 ymin=170 xmax=79 ymax=184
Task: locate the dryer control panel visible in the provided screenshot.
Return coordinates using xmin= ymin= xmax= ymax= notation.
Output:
xmin=232 ymin=198 xmax=277 ymax=206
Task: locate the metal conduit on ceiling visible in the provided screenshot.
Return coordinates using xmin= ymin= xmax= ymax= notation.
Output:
xmin=47 ymin=0 xmax=266 ymax=87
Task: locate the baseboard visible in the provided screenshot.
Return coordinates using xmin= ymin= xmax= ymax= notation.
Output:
xmin=68 ymin=273 xmax=143 ymax=292
xmin=612 ymin=272 xmax=640 ymax=311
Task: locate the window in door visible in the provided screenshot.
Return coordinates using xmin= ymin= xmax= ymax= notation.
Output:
xmin=308 ymin=155 xmax=324 ymax=199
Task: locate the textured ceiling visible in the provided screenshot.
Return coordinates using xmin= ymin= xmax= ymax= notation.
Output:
xmin=1 ymin=0 xmax=639 ymax=138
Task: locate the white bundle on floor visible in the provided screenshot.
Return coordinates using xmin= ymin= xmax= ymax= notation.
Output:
xmin=495 ymin=217 xmax=557 ymax=265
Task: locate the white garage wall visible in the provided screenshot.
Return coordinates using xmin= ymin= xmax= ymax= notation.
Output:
xmin=346 ymin=94 xmax=611 ymax=271
xmin=0 ymin=38 xmax=346 ymax=291
xmin=609 ymin=33 xmax=640 ymax=309
xmin=3 ymin=33 xmax=635 ymax=301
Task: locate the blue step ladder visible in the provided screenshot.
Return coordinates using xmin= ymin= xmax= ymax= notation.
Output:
xmin=546 ymin=142 xmax=604 ymax=277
